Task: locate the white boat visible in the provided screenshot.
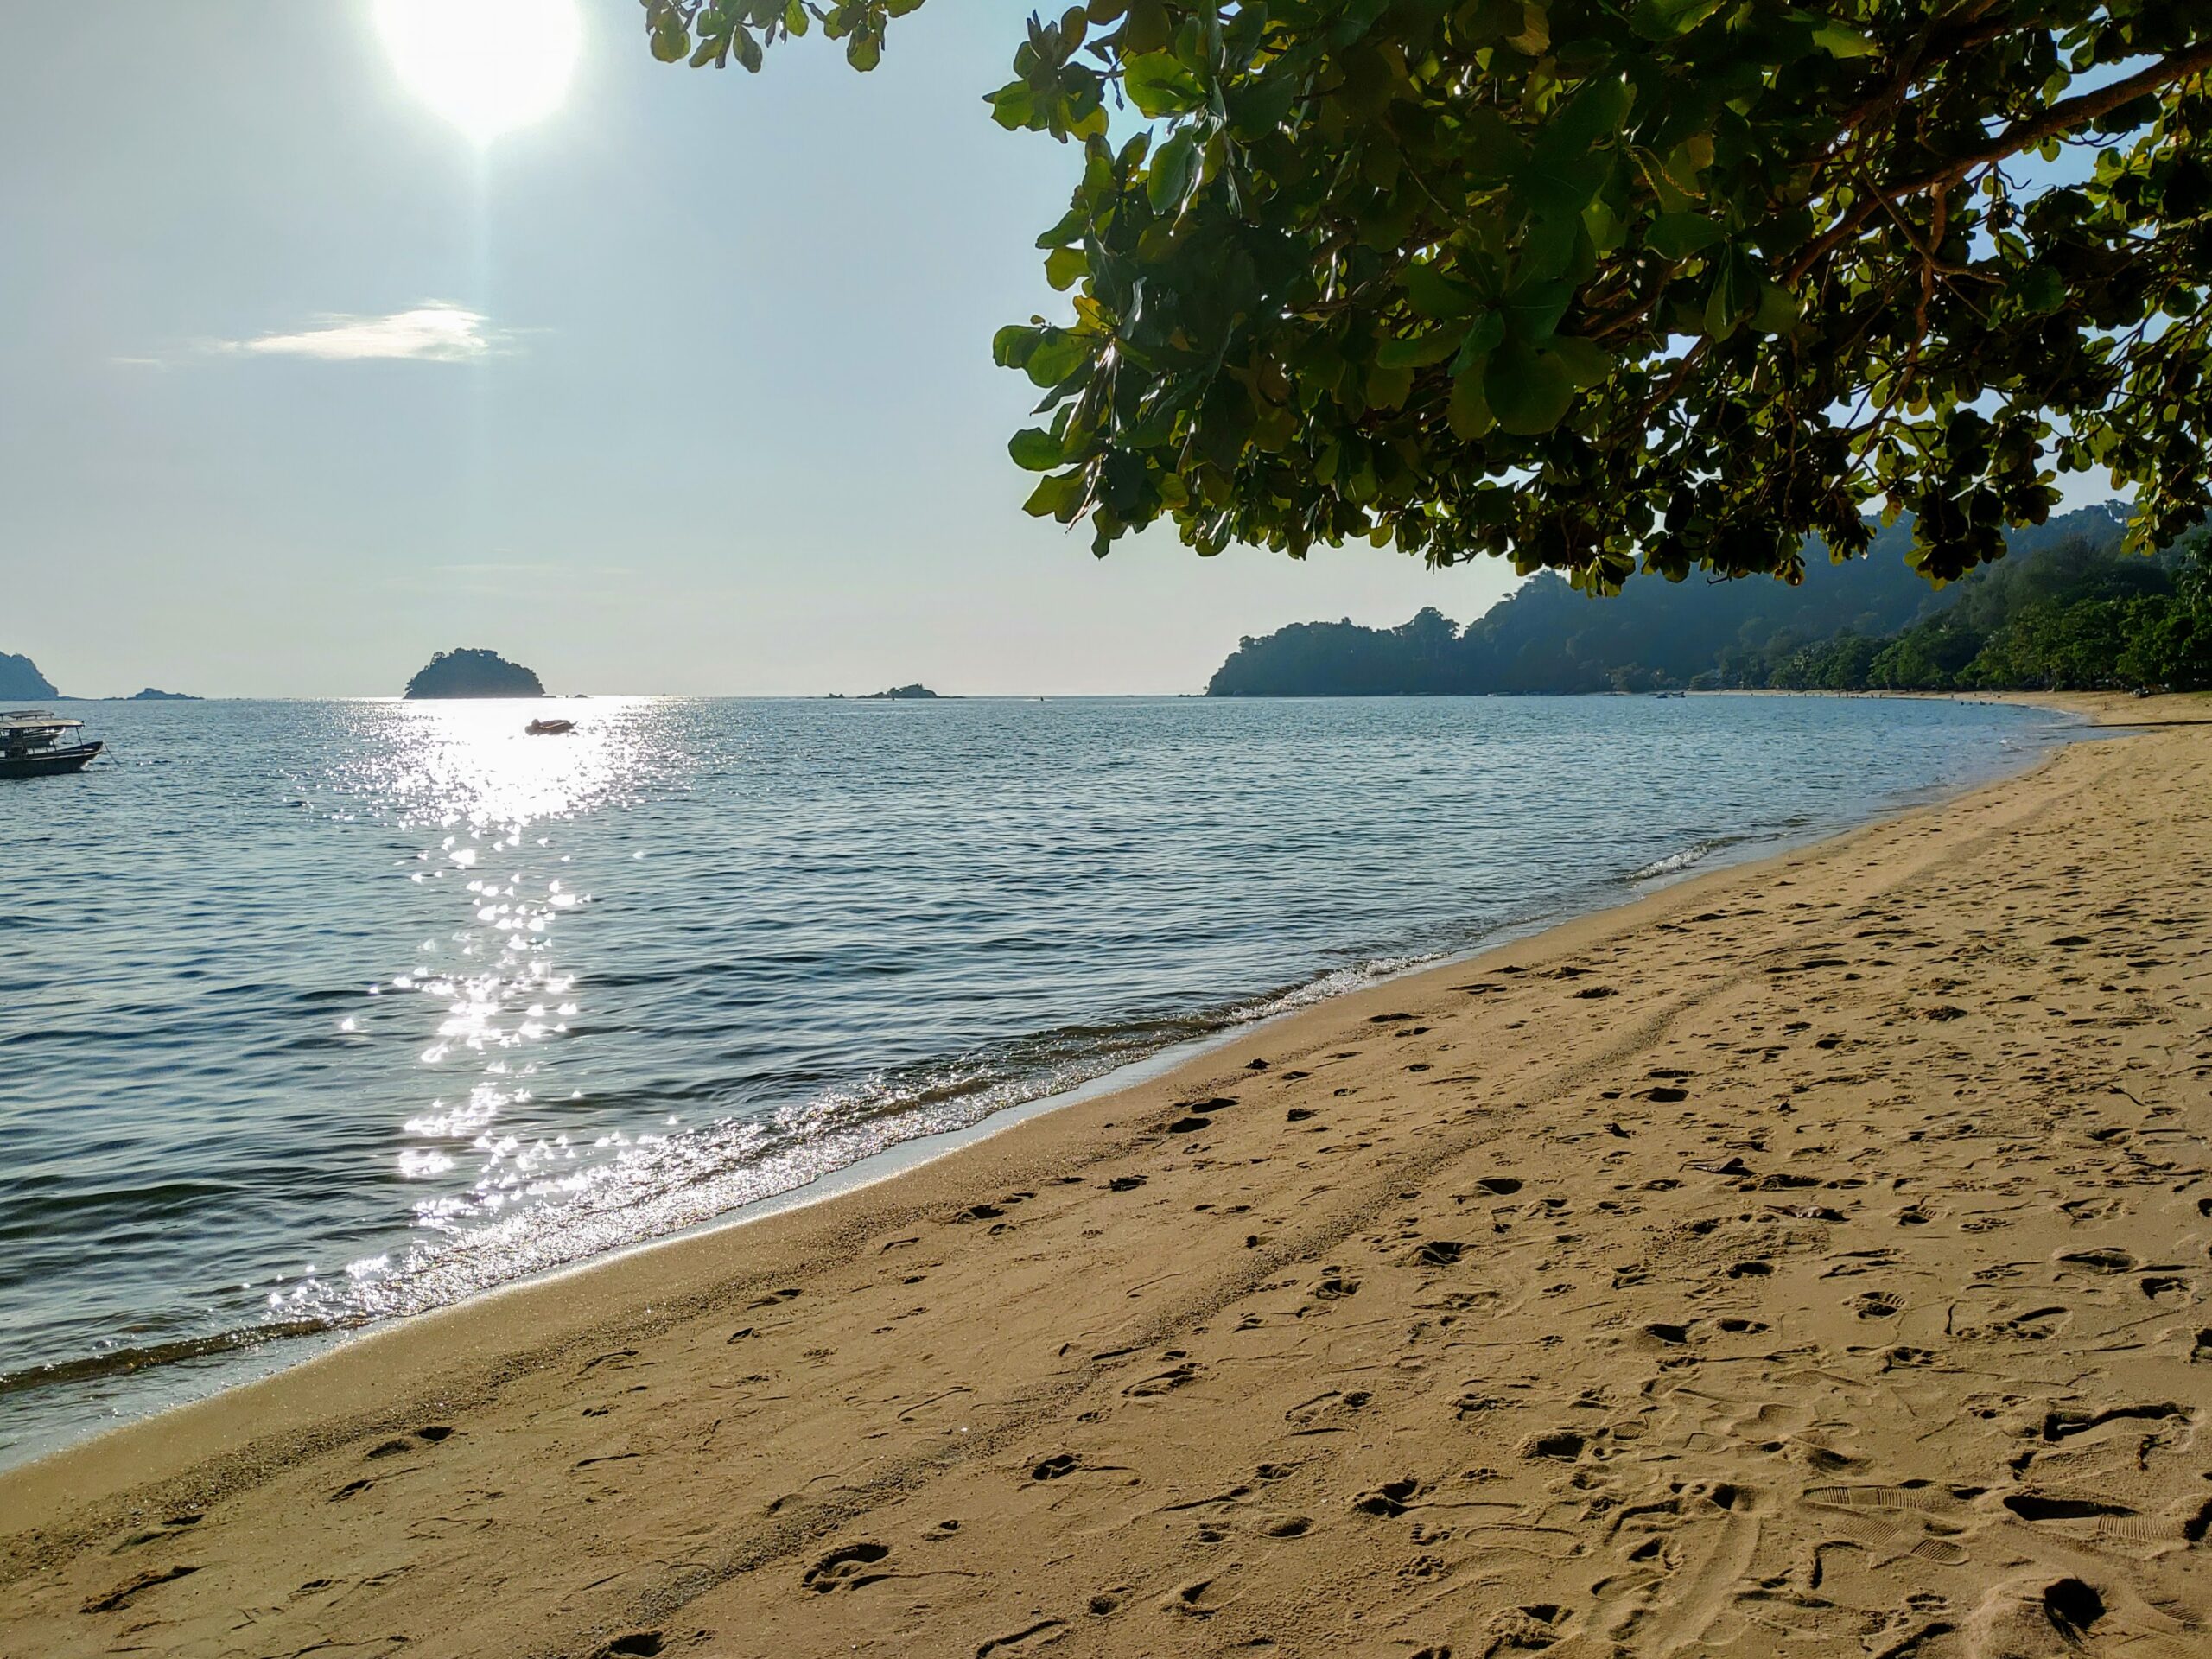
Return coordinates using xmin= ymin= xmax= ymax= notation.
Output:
xmin=0 ymin=712 xmax=103 ymax=777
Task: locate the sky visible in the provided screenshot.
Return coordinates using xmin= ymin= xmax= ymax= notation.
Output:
xmin=0 ymin=1 xmax=1527 ymax=698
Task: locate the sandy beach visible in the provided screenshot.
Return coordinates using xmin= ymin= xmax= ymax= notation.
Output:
xmin=4 ymin=694 xmax=2208 ymax=1659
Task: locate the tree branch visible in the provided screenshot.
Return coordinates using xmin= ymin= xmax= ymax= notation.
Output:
xmin=1789 ymin=44 xmax=2212 ymax=285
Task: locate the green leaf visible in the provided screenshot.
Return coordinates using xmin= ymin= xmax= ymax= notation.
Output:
xmin=1045 ymin=246 xmax=1087 ymax=291
xmin=1630 ymin=0 xmax=1726 ymax=40
xmin=1812 ymin=22 xmax=1877 ymax=57
xmin=1450 ymin=310 xmax=1506 ymax=374
xmin=1022 ymin=469 xmax=1085 ymax=520
xmin=988 ymin=80 xmax=1039 ymax=130
xmin=1122 ymin=50 xmax=1205 ymax=118
xmin=2014 ymin=264 xmax=2067 ymax=315
xmin=1703 ymin=250 xmax=1756 ymax=341
xmin=1448 ymin=359 xmax=1495 ymax=440
xmin=1122 ymin=0 xmax=1171 ymax=54
xmin=1502 ymin=279 xmax=1573 ymax=342
xmin=1009 ymin=428 xmax=1065 ymax=471
xmin=1365 ymin=362 xmax=1414 ymax=410
xmin=1147 ymin=129 xmax=1200 ymax=212
xmin=1024 ymin=328 xmax=1091 ymax=388
xmin=1547 ymin=334 xmax=1612 ymax=389
xmin=993 ymin=324 xmax=1041 ymax=371
xmin=1404 ymin=263 xmax=1484 ymax=320
xmin=1646 ymin=211 xmax=1724 ymax=260
xmin=1751 ymin=282 xmax=1801 ymax=334
xmin=648 ymin=9 xmax=690 ymax=61
xmin=1375 ymin=329 xmax=1462 ymax=370
xmin=1485 ymin=339 xmax=1576 ymax=435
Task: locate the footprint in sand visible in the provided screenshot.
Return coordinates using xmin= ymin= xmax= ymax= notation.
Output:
xmin=1803 ymin=1484 xmax=1970 ymax=1564
xmin=1352 ymin=1478 xmax=1421 ymax=1516
xmin=1484 ymin=1607 xmax=1567 ymax=1650
xmin=80 ymin=1564 xmax=200 ymax=1615
xmin=1285 ymin=1390 xmax=1372 ymax=1433
xmin=2000 ymin=1304 xmax=2072 ymax=1341
xmin=803 ymin=1541 xmax=893 ymax=1593
xmin=1310 ymin=1268 xmax=1361 ymax=1300
xmin=2001 ymin=1489 xmax=2187 ymax=1548
xmin=1159 ymin=1575 xmax=1240 ymax=1618
xmin=1520 ymin=1429 xmax=1586 ymax=1461
xmin=975 ymin=1618 xmax=1070 ymax=1655
xmin=2056 ymin=1246 xmax=2138 ymax=1274
xmin=365 ymin=1424 xmax=454 ymax=1459
xmin=1123 ymin=1361 xmax=1200 ymax=1397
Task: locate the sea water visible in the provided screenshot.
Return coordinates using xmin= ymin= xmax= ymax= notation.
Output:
xmin=0 ymin=693 xmax=2073 ymax=1461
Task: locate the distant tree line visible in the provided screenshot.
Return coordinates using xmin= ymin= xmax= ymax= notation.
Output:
xmin=1207 ymin=505 xmax=2212 ymax=696
xmin=1756 ymin=532 xmax=2212 ymax=693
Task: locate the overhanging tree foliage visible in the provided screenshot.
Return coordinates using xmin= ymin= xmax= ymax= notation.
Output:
xmin=641 ymin=1 xmax=2212 ymax=589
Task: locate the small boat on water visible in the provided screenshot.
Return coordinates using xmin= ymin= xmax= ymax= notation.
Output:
xmin=525 ymin=718 xmax=576 ymax=736
xmin=1 ymin=712 xmax=103 ymax=778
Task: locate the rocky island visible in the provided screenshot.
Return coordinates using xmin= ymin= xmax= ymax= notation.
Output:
xmin=404 ymin=649 xmax=545 ymax=700
xmin=122 ymin=688 xmax=200 ymax=702
xmin=861 ymin=683 xmax=940 ymax=700
xmin=0 ymin=651 xmax=58 ymax=701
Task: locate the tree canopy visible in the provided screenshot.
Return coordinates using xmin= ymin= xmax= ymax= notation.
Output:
xmin=641 ymin=1 xmax=2212 ymax=589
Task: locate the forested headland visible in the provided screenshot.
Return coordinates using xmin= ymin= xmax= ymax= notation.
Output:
xmin=1207 ymin=505 xmax=2212 ymax=696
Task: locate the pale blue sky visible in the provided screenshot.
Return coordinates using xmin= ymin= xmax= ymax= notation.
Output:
xmin=1 ymin=1 xmax=1524 ymax=697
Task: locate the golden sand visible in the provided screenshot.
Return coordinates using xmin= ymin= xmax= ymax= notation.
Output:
xmin=4 ymin=694 xmax=2208 ymax=1658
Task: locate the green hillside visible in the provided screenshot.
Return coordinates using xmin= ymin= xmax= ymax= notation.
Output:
xmin=1205 ymin=506 xmax=2209 ymax=696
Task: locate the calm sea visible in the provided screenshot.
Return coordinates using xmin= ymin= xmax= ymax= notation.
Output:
xmin=0 ymin=694 xmax=2073 ymax=1461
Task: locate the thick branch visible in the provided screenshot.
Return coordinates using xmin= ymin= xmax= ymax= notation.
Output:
xmin=1789 ymin=43 xmax=2212 ymax=284
xmin=1896 ymin=43 xmax=2212 ymax=196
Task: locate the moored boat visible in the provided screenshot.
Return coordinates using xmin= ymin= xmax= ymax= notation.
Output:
xmin=525 ymin=717 xmax=576 ymax=736
xmin=1 ymin=712 xmax=103 ymax=777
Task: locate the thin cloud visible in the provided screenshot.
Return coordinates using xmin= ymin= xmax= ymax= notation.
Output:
xmin=225 ymin=303 xmax=499 ymax=363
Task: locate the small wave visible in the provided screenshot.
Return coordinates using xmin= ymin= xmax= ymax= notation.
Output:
xmin=249 ymin=952 xmax=1443 ymax=1337
xmin=1224 ymin=955 xmax=1433 ymax=1024
xmin=1625 ymin=833 xmax=1772 ymax=882
xmin=0 ymin=1319 xmax=333 ymax=1396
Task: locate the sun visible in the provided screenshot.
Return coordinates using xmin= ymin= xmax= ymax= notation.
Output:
xmin=375 ymin=0 xmax=582 ymax=143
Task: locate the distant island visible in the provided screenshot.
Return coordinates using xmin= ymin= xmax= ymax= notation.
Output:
xmin=1204 ymin=504 xmax=2209 ymax=696
xmin=404 ymin=649 xmax=546 ymax=700
xmin=121 ymin=688 xmax=200 ymax=702
xmin=862 ymin=683 xmax=940 ymax=700
xmin=0 ymin=651 xmax=58 ymax=701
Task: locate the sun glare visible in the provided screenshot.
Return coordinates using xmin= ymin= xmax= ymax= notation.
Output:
xmin=375 ymin=0 xmax=582 ymax=143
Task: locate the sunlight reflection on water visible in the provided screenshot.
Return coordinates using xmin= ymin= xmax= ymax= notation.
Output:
xmin=271 ymin=699 xmax=684 ymax=1323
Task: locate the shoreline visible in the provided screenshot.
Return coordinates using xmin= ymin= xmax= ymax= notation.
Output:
xmin=0 ymin=694 xmax=2090 ymax=1471
xmin=5 ymin=691 xmax=2206 ymax=1658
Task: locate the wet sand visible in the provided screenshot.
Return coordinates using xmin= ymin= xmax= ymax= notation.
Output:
xmin=4 ymin=693 xmax=2209 ymax=1659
